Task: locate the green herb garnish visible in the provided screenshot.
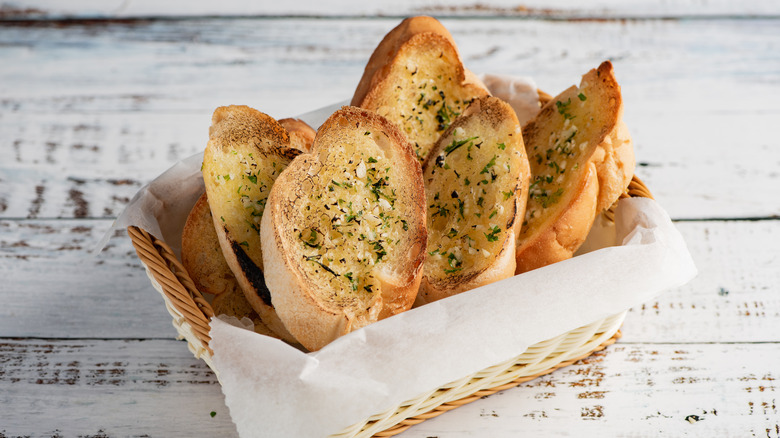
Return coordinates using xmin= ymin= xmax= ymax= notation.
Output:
xmin=484 ymin=225 xmax=501 ymax=242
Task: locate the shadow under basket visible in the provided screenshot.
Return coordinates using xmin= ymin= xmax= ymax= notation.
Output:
xmin=128 ymin=174 xmax=653 ymax=438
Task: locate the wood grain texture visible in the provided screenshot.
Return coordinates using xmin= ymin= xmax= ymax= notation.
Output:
xmin=0 ymin=220 xmax=178 ymax=339
xmin=0 ymin=219 xmax=776 ymax=342
xmin=0 ymin=11 xmax=778 ymax=438
xmin=2 ymin=0 xmax=779 ymax=20
xmin=621 ymin=220 xmax=780 ymax=343
xmin=0 ymin=338 xmax=236 ymax=437
xmin=401 ymin=343 xmax=780 ymax=437
xmin=1 ymin=339 xmax=777 ymax=437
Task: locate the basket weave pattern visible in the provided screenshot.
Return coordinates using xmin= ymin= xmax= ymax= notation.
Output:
xmin=129 ymin=172 xmax=651 ymax=436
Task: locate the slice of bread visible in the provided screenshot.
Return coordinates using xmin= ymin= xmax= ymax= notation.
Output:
xmin=202 ymin=105 xmax=302 ymax=343
xmin=181 ymin=193 xmax=242 ymax=297
xmin=261 ymin=106 xmax=427 ymax=351
xmin=516 ymin=61 xmax=635 ymax=273
xmin=352 ymin=16 xmax=490 ymax=163
xmin=418 ymin=96 xmax=530 ymax=304
xmin=279 ymin=117 xmax=316 ymax=153
xmin=182 ymin=193 xmax=291 ymax=341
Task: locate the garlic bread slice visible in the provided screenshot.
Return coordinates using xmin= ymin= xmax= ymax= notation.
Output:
xmin=182 ymin=193 xmax=241 ymax=297
xmin=418 ymin=96 xmax=530 ymax=304
xmin=182 ymin=193 xmax=291 ymax=340
xmin=353 ymin=16 xmax=489 ymax=163
xmin=261 ymin=106 xmax=427 ymax=351
xmin=202 ymin=105 xmax=302 ymax=343
xmin=517 ymin=61 xmax=635 ymax=273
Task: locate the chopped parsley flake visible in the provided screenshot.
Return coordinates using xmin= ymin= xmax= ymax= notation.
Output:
xmin=556 ymin=98 xmax=575 ymax=120
xmin=444 ymin=136 xmax=478 ymax=156
xmin=480 ymin=155 xmax=497 ymax=174
xmin=484 ymin=225 xmax=501 ymax=242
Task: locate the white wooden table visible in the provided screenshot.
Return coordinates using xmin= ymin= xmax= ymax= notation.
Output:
xmin=1 ymin=1 xmax=779 ymax=436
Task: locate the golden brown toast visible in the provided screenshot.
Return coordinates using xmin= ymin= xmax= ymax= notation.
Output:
xmin=201 ymin=105 xmax=302 ymax=342
xmin=353 ymin=16 xmax=490 ymax=163
xmin=516 ymin=61 xmax=635 ymax=273
xmin=418 ymin=96 xmax=530 ymax=304
xmin=261 ymin=106 xmax=427 ymax=350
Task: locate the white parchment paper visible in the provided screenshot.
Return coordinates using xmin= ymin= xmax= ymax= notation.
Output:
xmin=105 ymin=75 xmax=697 ymax=437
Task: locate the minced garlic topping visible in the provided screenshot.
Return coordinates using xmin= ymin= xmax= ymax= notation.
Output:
xmin=293 ymin=137 xmax=408 ymax=305
xmin=425 ymin=125 xmax=520 ymax=276
xmin=205 ymin=148 xmax=292 ymax=266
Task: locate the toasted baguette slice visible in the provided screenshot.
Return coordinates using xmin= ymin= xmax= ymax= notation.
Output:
xmin=418 ymin=96 xmax=530 ymax=304
xmin=278 ymin=117 xmax=316 ymax=153
xmin=202 ymin=105 xmax=302 ymax=343
xmin=261 ymin=106 xmax=427 ymax=351
xmin=184 ymin=117 xmax=313 ymax=296
xmin=182 ymin=193 xmax=242 ymax=297
xmin=353 ymin=16 xmax=490 ymax=163
xmin=516 ymin=61 xmax=635 ymax=273
xmin=182 ymin=193 xmax=292 ymax=341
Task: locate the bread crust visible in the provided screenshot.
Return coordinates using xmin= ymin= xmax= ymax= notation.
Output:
xmin=211 ymin=284 xmax=282 ymax=339
xmin=352 ymin=16 xmax=460 ymax=106
xmin=202 ymin=105 xmax=301 ymax=343
xmin=261 ymin=106 xmax=427 ymax=350
xmin=515 ymin=162 xmax=599 ymax=273
xmin=181 ymin=193 xmax=242 ymax=297
xmin=354 ymin=17 xmax=490 ymax=163
xmin=417 ymin=96 xmax=530 ymax=304
xmin=515 ymin=61 xmax=635 ymax=274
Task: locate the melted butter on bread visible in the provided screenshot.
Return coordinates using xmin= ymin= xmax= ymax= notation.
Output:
xmin=516 ymin=61 xmax=634 ymax=274
xmin=292 ymin=137 xmax=407 ymax=308
xmin=262 ymin=106 xmax=427 ymax=351
xmin=355 ymin=17 xmax=489 ymax=164
xmin=418 ymin=96 xmax=530 ymax=304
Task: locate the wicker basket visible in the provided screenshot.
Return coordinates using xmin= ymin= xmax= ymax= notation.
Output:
xmin=128 ymin=172 xmax=652 ymax=437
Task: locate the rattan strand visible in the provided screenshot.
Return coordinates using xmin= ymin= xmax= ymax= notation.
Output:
xmin=128 ymin=226 xmax=214 ymax=354
xmin=373 ymin=330 xmax=621 ymax=438
xmin=337 ymin=313 xmax=625 ymax=438
xmin=128 ymin=176 xmax=652 ymax=438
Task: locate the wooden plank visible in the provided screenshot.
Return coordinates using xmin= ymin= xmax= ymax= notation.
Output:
xmin=2 ymin=0 xmax=779 ymax=20
xmin=1 ymin=219 xmax=777 ymax=343
xmin=402 ymin=342 xmax=780 ymax=437
xmin=0 ymin=338 xmax=237 ymax=437
xmin=0 ymin=219 xmax=180 ymax=339
xmin=0 ymin=112 xmax=205 ymax=219
xmin=1 ymin=18 xmax=778 ymax=220
xmin=620 ymin=219 xmax=780 ymax=343
xmin=1 ymin=338 xmax=777 ymax=436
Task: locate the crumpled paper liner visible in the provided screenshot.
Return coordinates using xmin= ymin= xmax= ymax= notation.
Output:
xmin=104 ymin=75 xmax=697 ymax=438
